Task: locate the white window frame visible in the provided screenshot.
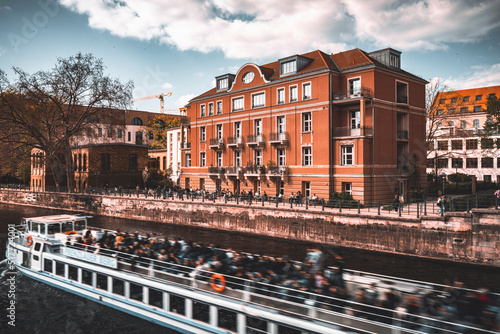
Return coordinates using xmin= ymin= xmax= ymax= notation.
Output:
xmin=343 ymin=182 xmax=352 ymax=194
xmin=216 ymin=101 xmax=223 ymax=115
xmin=234 ymin=122 xmax=241 ymax=138
xmin=252 ymin=92 xmax=265 ymax=108
xmin=216 ymin=124 xmax=223 ymax=140
xmin=234 ymin=150 xmax=242 ymax=167
xmin=216 ymin=151 xmax=223 ymax=167
xmin=217 ymin=78 xmax=228 ymax=90
xmin=302 ymin=112 xmax=312 ymax=132
xmin=208 ymin=103 xmax=214 ymax=116
xmin=303 ymin=82 xmax=311 ymax=100
xmin=350 ymin=110 xmax=360 ymax=129
xmin=277 ymin=148 xmax=286 ymax=167
xmin=232 ymin=97 xmax=244 ymax=112
xmin=200 ymin=126 xmax=206 ymax=142
xmin=185 ymin=153 xmax=191 ymax=167
xmin=302 ymin=146 xmax=312 ymax=166
xmin=290 ymin=85 xmax=298 ymax=102
xmin=200 ymin=152 xmax=206 ymax=167
xmin=254 ymin=150 xmax=262 ymax=166
xmin=348 ymin=77 xmax=361 ymax=97
xmin=473 ymin=119 xmax=480 ymax=128
xmin=277 ymin=116 xmax=286 ymax=133
xmin=255 ymin=119 xmax=262 ymax=136
xmin=341 ymin=145 xmax=354 ymax=166
xmin=281 ymin=60 xmax=296 ymax=75
xmin=200 ymin=104 xmax=206 ymax=117
xmin=277 ymin=88 xmax=285 ymax=104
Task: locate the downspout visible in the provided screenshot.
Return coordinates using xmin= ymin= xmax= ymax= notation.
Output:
xmin=371 ymin=97 xmax=375 ymax=204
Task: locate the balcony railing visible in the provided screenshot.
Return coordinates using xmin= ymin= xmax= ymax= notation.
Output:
xmin=227 ymin=136 xmax=244 ymax=148
xmin=268 ymin=132 xmax=288 ymax=145
xmin=332 ymin=126 xmax=373 ymax=137
xmin=180 ymin=142 xmax=191 ymax=150
xmin=246 ymin=134 xmax=265 ymax=146
xmin=226 ymin=166 xmax=243 ymax=175
xmin=209 ymin=138 xmax=225 ymax=149
xmin=397 ymin=130 xmax=408 ymax=139
xmin=333 ymin=87 xmax=372 ymax=101
xmin=245 ymin=165 xmax=266 ymax=175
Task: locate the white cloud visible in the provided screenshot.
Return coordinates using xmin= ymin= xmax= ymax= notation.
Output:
xmin=176 ymin=94 xmax=196 ymax=107
xmin=60 ymin=0 xmax=500 ymax=58
xmin=0 ymin=47 xmax=6 ymax=57
xmin=161 ymin=82 xmax=173 ymax=90
xmin=444 ymin=64 xmax=500 ymax=90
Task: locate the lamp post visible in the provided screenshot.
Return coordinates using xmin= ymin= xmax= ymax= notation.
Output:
xmin=440 ymin=173 xmax=446 ymax=196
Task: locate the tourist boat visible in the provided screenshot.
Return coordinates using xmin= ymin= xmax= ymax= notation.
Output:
xmin=6 ymin=215 xmax=497 ymax=334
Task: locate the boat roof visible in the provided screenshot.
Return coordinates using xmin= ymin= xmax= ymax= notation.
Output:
xmin=23 ymin=214 xmax=91 ymax=224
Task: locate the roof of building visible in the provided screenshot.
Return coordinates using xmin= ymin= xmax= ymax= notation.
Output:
xmin=432 ymin=85 xmax=500 ymax=115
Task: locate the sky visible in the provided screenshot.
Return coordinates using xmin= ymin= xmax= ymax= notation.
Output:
xmin=1 ymin=0 xmax=500 ymax=113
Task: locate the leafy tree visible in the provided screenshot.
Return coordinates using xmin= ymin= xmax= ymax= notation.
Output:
xmin=143 ymin=114 xmax=180 ymax=149
xmin=484 ymin=95 xmax=500 ymax=134
xmin=0 ymin=53 xmax=133 ymax=191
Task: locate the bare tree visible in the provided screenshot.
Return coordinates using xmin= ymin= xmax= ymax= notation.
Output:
xmin=0 ymin=53 xmax=133 ymax=191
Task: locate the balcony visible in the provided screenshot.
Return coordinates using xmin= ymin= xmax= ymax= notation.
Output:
xmin=208 ymin=166 xmax=225 ymax=177
xmin=333 ymin=87 xmax=372 ymax=101
xmin=332 ymin=126 xmax=373 ymax=138
xmin=227 ymin=136 xmax=244 ymax=148
xmin=268 ymin=132 xmax=289 ymax=146
xmin=245 ymin=164 xmax=266 ymax=176
xmin=209 ymin=138 xmax=225 ymax=150
xmin=180 ymin=142 xmax=191 ymax=150
xmin=226 ymin=166 xmax=243 ymax=176
xmin=397 ymin=96 xmax=408 ymax=104
xmin=246 ymin=134 xmax=266 ymax=146
xmin=397 ymin=130 xmax=408 ymax=140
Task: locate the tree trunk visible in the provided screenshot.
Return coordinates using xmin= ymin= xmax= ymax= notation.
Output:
xmin=65 ymin=138 xmax=74 ymax=193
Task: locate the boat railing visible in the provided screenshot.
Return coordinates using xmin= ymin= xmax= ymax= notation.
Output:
xmin=59 ymin=243 xmax=499 ymax=334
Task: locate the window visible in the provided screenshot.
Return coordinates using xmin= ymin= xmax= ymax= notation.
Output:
xmin=216 ymin=151 xmax=223 ymax=167
xmin=232 ymin=97 xmax=244 ymax=111
xmin=302 ymin=112 xmax=312 ymax=132
xmin=466 ymin=139 xmax=478 ymax=150
xmin=482 ymin=138 xmax=494 ymax=149
xmin=252 ymin=93 xmax=265 ymax=108
xmin=437 ymin=141 xmax=448 ymax=150
xmin=439 ymin=99 xmax=445 ymax=104
xmin=463 ymin=96 xmax=469 ymax=102
xmin=437 ymin=158 xmax=448 ymax=168
xmin=216 ymin=124 xmax=223 ymax=140
xmin=216 ymin=101 xmax=222 ymax=114
xmin=427 ymin=159 xmax=434 ymax=168
xmin=460 ymin=107 xmax=468 ymax=113
xmin=208 ymin=103 xmax=214 ymax=116
xmin=484 ymin=175 xmax=492 ymax=182
xmin=242 ymin=72 xmax=254 ymax=83
xmin=128 ymin=132 xmax=131 ymax=142
xmin=452 ymin=158 xmax=463 ymax=168
xmin=129 ymin=154 xmax=137 ymax=171
xmin=254 ymin=150 xmax=262 ymax=166
xmin=83 ymin=154 xmax=87 ymax=171
xmin=303 ymin=83 xmax=311 ymax=100
xmin=98 ymin=127 xmax=103 ymax=137
xmin=200 ymin=152 xmax=206 ymax=167
xmin=303 ymin=181 xmax=311 ymax=198
xmin=396 ymin=81 xmax=408 ymax=103
xmin=350 ymin=110 xmax=360 ymax=129
xmin=200 ymin=105 xmax=206 ymax=117
xmin=482 ymin=157 xmax=493 ymax=168
xmin=427 ymin=141 xmax=434 ymax=150
xmin=488 ymin=93 xmax=497 ymax=100
xmin=466 ymin=158 xmax=478 ymax=168
xmin=437 ymin=109 xmax=443 ymax=115
xmin=473 ymin=119 xmax=480 ymax=128
xmin=460 ymin=120 xmax=467 ymax=129
xmin=234 ymin=122 xmax=241 ymax=138
xmin=131 ymin=117 xmax=143 ymax=125
xmin=254 ymin=119 xmax=262 ymax=136
xmin=185 ymin=153 xmax=191 ymax=167
xmin=107 ymin=128 xmax=112 ymax=138
xmin=277 ymin=148 xmax=286 ymax=166
xmin=101 ymin=153 xmax=111 ymax=171
xmin=341 ymin=145 xmax=353 ymax=165
xmin=475 ymin=95 xmax=482 ymax=101
xmin=451 ymin=97 xmax=457 ymax=103
xmin=234 ymin=151 xmax=241 ymax=167
xmin=473 ymin=106 xmax=481 ymax=112
xmin=448 ymin=121 xmax=455 ymax=127
xmin=281 ymin=60 xmax=296 ymax=75
xmin=217 ymin=78 xmax=228 ymax=90
xmin=117 ymin=129 xmax=122 ymax=138
xmin=349 ymin=78 xmax=361 ymax=96
xmin=277 ymin=88 xmax=285 ymax=104
xmin=302 ymin=147 xmax=312 ymax=166
xmin=277 ymin=116 xmax=286 ymax=133
xmin=200 ymin=127 xmax=206 ymax=142
xmin=342 ymin=182 xmax=352 ymax=194
xmin=451 ymin=140 xmax=463 ymax=150
xmin=290 ymin=86 xmax=298 ymax=102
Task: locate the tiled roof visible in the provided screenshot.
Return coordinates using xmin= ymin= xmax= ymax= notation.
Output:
xmin=330 ymin=48 xmax=373 ymax=71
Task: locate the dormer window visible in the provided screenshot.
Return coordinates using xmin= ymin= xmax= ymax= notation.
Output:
xmin=281 ymin=60 xmax=296 ymax=75
xmin=279 ymin=55 xmax=312 ymax=77
xmin=218 ymin=78 xmax=228 ymax=90
xmin=215 ymin=74 xmax=235 ymax=92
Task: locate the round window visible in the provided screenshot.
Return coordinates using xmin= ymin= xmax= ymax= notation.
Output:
xmin=242 ymin=72 xmax=254 ymax=84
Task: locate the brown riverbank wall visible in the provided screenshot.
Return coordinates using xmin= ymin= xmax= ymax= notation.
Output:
xmin=2 ymin=189 xmax=500 ymax=265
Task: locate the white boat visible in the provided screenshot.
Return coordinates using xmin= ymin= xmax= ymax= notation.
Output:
xmin=6 ymin=214 xmax=498 ymax=334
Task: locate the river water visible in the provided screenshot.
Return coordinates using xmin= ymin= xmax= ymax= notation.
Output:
xmin=1 ymin=203 xmax=499 ymax=333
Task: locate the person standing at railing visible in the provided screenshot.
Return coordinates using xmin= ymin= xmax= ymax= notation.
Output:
xmin=393 ymin=195 xmax=399 ymax=213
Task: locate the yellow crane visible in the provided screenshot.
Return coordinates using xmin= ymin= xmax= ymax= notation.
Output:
xmin=132 ymin=92 xmax=173 ymax=113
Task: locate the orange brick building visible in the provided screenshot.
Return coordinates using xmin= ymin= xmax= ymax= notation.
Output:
xmin=180 ymin=48 xmax=427 ymax=203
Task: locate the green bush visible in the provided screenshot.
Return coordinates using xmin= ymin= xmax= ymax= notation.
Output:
xmin=448 ymin=173 xmax=472 ymax=183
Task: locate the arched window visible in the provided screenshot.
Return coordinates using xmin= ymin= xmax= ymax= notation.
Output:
xmin=131 ymin=117 xmax=143 ymax=125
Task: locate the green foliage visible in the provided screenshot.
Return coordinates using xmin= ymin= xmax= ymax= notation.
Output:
xmin=447 ymin=173 xmax=472 ymax=183
xmin=484 ymin=95 xmax=500 ymax=134
xmin=143 ymin=114 xmax=181 ymax=149
xmin=330 ymin=192 xmax=353 ymax=201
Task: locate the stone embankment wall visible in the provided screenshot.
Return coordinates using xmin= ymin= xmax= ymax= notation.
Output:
xmin=2 ymin=189 xmax=499 ymax=265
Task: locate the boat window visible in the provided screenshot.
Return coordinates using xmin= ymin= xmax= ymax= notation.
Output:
xmin=129 ymin=282 xmax=143 ymax=302
xmin=277 ymin=325 xmax=301 ymax=334
xmin=74 ymin=220 xmax=86 ymax=231
xmin=169 ymin=294 xmax=185 ymax=315
xmin=82 ymin=269 xmax=93 ymax=286
xmin=68 ymin=265 xmax=78 ymax=281
xmin=113 ymin=278 xmax=125 ymax=296
xmin=43 ymin=259 xmax=53 ymax=273
xmin=61 ymin=222 xmax=74 ymax=233
xmin=47 ymin=224 xmax=59 ymax=235
xmin=31 ymin=222 xmax=40 ymax=234
xmin=218 ymin=308 xmax=237 ymax=332
xmin=96 ymin=273 xmax=108 ymax=291
xmin=247 ymin=316 xmax=267 ymax=333
xmin=193 ymin=301 xmax=210 ymax=323
xmin=55 ymin=261 xmax=65 ymax=276
xmin=34 ymin=243 xmax=42 ymax=252
xmin=39 ymin=224 xmax=45 ymax=235
xmin=148 ymin=288 xmax=163 ymax=308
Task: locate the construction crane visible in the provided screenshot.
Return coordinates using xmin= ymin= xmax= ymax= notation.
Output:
xmin=132 ymin=92 xmax=173 ymax=113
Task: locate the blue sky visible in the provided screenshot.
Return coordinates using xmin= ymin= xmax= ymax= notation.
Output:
xmin=1 ymin=0 xmax=500 ymax=113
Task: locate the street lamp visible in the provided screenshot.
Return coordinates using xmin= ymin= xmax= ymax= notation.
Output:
xmin=440 ymin=173 xmax=446 ymax=196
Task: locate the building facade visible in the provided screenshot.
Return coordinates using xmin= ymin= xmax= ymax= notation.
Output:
xmin=427 ymin=85 xmax=500 ymax=182
xmin=148 ymin=126 xmax=182 ymax=185
xmin=180 ymin=48 xmax=427 ymax=203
